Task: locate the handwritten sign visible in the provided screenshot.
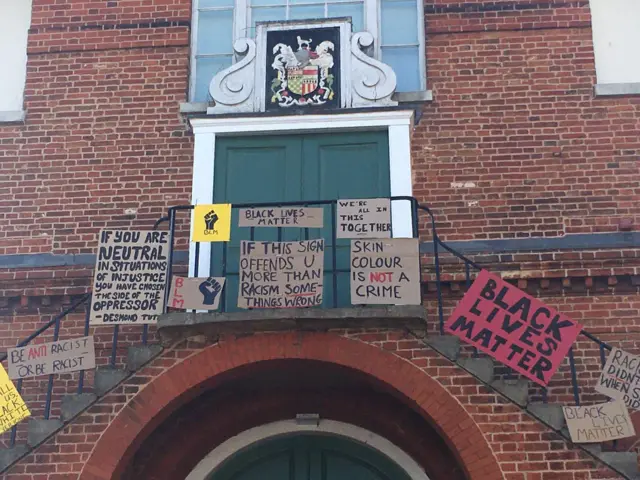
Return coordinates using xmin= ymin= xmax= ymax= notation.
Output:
xmin=8 ymin=336 xmax=95 ymax=380
xmin=596 ymin=347 xmax=640 ymax=410
xmin=238 ymin=240 xmax=324 ymax=309
xmin=563 ymin=401 xmax=635 ymax=443
xmin=445 ymin=270 xmax=582 ymax=386
xmin=192 ymin=204 xmax=232 ymax=242
xmin=337 ymin=198 xmax=391 ymax=239
xmin=168 ymin=276 xmax=226 ymax=310
xmin=89 ymin=230 xmax=168 ymax=325
xmin=350 ymin=238 xmax=420 ymax=305
xmin=0 ymin=364 xmax=30 ymax=434
xmin=239 ymin=207 xmax=323 ymax=228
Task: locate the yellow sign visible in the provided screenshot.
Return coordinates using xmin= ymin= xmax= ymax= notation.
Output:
xmin=0 ymin=364 xmax=30 ymax=434
xmin=192 ymin=204 xmax=232 ymax=242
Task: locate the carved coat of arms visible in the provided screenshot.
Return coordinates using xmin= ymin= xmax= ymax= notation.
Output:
xmin=270 ymin=35 xmax=336 ymax=108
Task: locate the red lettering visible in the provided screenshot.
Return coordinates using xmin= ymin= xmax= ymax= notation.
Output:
xmin=369 ymin=272 xmax=393 ymax=283
xmin=27 ymin=345 xmax=47 ymax=361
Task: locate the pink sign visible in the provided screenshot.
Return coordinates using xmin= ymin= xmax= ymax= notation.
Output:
xmin=444 ymin=270 xmax=582 ymax=386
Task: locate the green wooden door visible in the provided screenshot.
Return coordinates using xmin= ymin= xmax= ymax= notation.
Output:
xmin=211 ymin=131 xmax=390 ymax=310
xmin=211 ymin=434 xmax=412 ymax=480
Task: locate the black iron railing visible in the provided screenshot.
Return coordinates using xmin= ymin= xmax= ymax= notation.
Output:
xmin=0 ymin=197 xmax=617 ymax=452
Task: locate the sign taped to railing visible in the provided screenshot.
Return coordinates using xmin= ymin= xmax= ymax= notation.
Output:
xmin=596 ymin=347 xmax=640 ymax=410
xmin=350 ymin=238 xmax=421 ymax=305
xmin=0 ymin=364 xmax=30 ymax=434
xmin=239 ymin=207 xmax=323 ymax=228
xmin=444 ymin=270 xmax=582 ymax=386
xmin=192 ymin=204 xmax=232 ymax=242
xmin=336 ymin=198 xmax=391 ymax=239
xmin=238 ymin=240 xmax=324 ymax=309
xmin=168 ymin=276 xmax=226 ymax=310
xmin=89 ymin=230 xmax=169 ymax=325
xmin=7 ymin=336 xmax=96 ymax=380
xmin=563 ymin=400 xmax=635 ymax=443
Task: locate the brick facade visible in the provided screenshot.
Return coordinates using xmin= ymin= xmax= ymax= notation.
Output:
xmin=0 ymin=0 xmax=639 ymax=478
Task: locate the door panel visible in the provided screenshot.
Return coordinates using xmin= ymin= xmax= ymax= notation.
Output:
xmin=211 ymin=434 xmax=412 ymax=480
xmin=211 ymin=131 xmax=390 ymax=311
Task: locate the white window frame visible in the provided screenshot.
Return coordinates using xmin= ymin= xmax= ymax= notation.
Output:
xmin=189 ymin=0 xmax=426 ymax=102
xmin=188 ymin=109 xmax=415 ymax=278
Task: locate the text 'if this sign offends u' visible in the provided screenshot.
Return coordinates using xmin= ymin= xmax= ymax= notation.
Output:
xmin=445 ymin=270 xmax=582 ymax=386
xmin=350 ymin=238 xmax=421 ymax=305
xmin=90 ymin=230 xmax=169 ymax=325
xmin=336 ymin=198 xmax=391 ymax=239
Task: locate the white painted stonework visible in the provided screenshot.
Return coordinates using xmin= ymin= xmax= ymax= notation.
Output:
xmin=185 ymin=419 xmax=431 ymax=480
xmin=207 ymin=19 xmax=397 ymax=114
xmin=589 ymin=0 xmax=640 ymax=85
xmin=0 ymin=0 xmax=32 ymax=120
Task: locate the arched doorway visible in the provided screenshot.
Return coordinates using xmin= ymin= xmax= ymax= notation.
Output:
xmin=209 ymin=434 xmax=411 ymax=480
xmin=187 ymin=420 xmax=431 ymax=480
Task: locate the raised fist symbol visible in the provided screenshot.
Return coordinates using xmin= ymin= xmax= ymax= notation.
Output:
xmin=204 ymin=210 xmax=218 ymax=230
xmin=199 ymin=277 xmax=222 ymax=305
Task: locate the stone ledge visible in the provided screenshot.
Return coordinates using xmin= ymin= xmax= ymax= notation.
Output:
xmin=594 ymin=83 xmax=640 ymax=97
xmin=157 ymin=306 xmax=427 ymax=344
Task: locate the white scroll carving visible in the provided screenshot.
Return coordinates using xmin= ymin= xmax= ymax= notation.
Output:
xmin=207 ymin=38 xmax=257 ymax=114
xmin=350 ymin=32 xmax=398 ymax=107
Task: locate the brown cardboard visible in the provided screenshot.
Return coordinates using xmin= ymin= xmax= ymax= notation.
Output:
xmin=239 ymin=207 xmax=324 ymax=228
xmin=563 ymin=400 xmax=635 ymax=443
xmin=89 ymin=230 xmax=169 ymax=325
xmin=350 ymin=238 xmax=421 ymax=305
xmin=168 ymin=276 xmax=226 ymax=310
xmin=7 ymin=336 xmax=96 ymax=380
xmin=336 ymin=198 xmax=391 ymax=238
xmin=595 ymin=347 xmax=640 ymax=410
xmin=238 ymin=240 xmax=324 ymax=309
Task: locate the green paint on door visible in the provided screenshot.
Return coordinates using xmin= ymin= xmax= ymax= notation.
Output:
xmin=210 ymin=131 xmax=390 ymax=310
xmin=211 ymin=434 xmax=412 ymax=480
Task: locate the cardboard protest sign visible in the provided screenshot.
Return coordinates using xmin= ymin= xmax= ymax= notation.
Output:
xmin=444 ymin=270 xmax=582 ymax=386
xmin=350 ymin=238 xmax=421 ymax=305
xmin=168 ymin=276 xmax=226 ymax=310
xmin=239 ymin=207 xmax=323 ymax=228
xmin=238 ymin=240 xmax=324 ymax=309
xmin=596 ymin=347 xmax=640 ymax=410
xmin=0 ymin=364 xmax=30 ymax=434
xmin=89 ymin=230 xmax=168 ymax=325
xmin=192 ymin=204 xmax=232 ymax=242
xmin=8 ymin=336 xmax=95 ymax=380
xmin=337 ymin=198 xmax=391 ymax=239
xmin=563 ymin=400 xmax=635 ymax=443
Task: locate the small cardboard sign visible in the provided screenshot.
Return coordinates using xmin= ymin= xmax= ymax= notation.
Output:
xmin=350 ymin=238 xmax=421 ymax=305
xmin=336 ymin=198 xmax=391 ymax=239
xmin=563 ymin=400 xmax=635 ymax=443
xmin=238 ymin=207 xmax=323 ymax=228
xmin=168 ymin=276 xmax=226 ymax=310
xmin=89 ymin=230 xmax=169 ymax=325
xmin=0 ymin=364 xmax=30 ymax=434
xmin=7 ymin=336 xmax=96 ymax=380
xmin=596 ymin=347 xmax=640 ymax=410
xmin=192 ymin=204 xmax=232 ymax=242
xmin=238 ymin=240 xmax=324 ymax=309
xmin=444 ymin=270 xmax=582 ymax=386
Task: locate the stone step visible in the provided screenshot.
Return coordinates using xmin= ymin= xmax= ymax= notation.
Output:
xmin=27 ymin=418 xmax=63 ymax=447
xmin=490 ymin=378 xmax=529 ymax=407
xmin=127 ymin=344 xmax=163 ymax=372
xmin=60 ymin=393 xmax=97 ymax=422
xmin=94 ymin=367 xmax=128 ymax=396
xmin=596 ymin=452 xmax=639 ymax=479
xmin=0 ymin=445 xmax=29 ymax=471
xmin=457 ymin=357 xmax=494 ymax=384
xmin=424 ymin=335 xmax=460 ymax=361
xmin=526 ymin=403 xmax=565 ymax=430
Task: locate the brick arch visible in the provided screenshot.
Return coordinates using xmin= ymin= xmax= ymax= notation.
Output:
xmin=81 ymin=332 xmax=503 ymax=480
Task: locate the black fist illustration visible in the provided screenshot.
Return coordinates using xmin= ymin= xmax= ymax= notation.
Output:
xmin=199 ymin=277 xmax=222 ymax=305
xmin=204 ymin=210 xmax=219 ymax=230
